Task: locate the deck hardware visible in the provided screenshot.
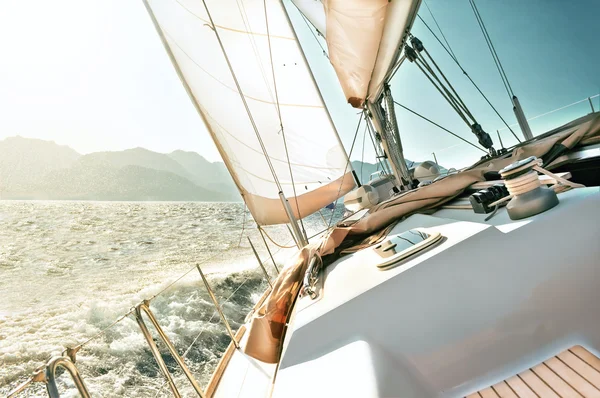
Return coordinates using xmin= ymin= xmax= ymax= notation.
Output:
xmin=135 ymin=300 xmax=205 ymax=398
xmin=64 ymin=346 xmax=80 ymax=364
xmin=302 ymin=255 xmax=321 ymax=300
xmin=247 ymin=237 xmax=273 ymax=288
xmin=279 ymin=191 xmax=308 ymax=248
xmin=45 ymin=356 xmax=91 ymax=398
xmin=196 ymin=266 xmax=240 ymax=349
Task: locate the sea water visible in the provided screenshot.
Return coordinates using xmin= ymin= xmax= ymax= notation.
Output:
xmin=0 ymin=201 xmax=334 ymax=397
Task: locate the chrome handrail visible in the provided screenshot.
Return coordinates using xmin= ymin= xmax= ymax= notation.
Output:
xmin=134 ymin=300 xmax=205 ymax=398
xmin=45 ymin=356 xmax=91 ymax=398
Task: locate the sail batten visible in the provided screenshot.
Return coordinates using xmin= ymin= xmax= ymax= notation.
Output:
xmin=144 ymin=0 xmax=355 ymax=225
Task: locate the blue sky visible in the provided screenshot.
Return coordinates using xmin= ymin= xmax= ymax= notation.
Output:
xmin=0 ymin=0 xmax=597 ymax=169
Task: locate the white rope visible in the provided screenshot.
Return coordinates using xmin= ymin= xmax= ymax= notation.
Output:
xmin=533 ymin=165 xmax=585 ymax=189
xmin=503 ymin=170 xmax=541 ymax=196
xmin=490 ymin=161 xmax=585 ymax=208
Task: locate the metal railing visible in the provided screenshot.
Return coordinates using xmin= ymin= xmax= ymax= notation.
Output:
xmin=497 ymin=94 xmax=599 ymax=136
xmin=4 ymin=233 xmax=283 ymax=398
xmin=6 ymin=356 xmax=91 ymax=398
xmin=135 ymin=300 xmax=205 ymax=397
xmin=45 ymin=357 xmax=91 ymax=398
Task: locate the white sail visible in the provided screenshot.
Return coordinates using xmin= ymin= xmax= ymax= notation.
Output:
xmin=143 ymin=0 xmax=355 ymax=226
xmin=291 ymin=0 xmax=327 ymax=35
xmin=291 ymin=0 xmax=421 ymax=107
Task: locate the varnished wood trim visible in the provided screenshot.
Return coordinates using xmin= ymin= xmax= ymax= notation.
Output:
xmin=204 ymin=286 xmax=272 ymax=397
xmin=205 ymin=325 xmax=246 ymax=398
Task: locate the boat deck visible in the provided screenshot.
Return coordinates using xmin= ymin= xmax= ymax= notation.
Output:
xmin=213 ymin=186 xmax=600 ymax=397
xmin=467 ymin=346 xmax=600 ymax=398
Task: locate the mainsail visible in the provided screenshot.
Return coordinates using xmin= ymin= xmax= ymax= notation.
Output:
xmin=292 ymin=0 xmax=422 ymax=107
xmin=143 ymin=0 xmax=355 ymax=226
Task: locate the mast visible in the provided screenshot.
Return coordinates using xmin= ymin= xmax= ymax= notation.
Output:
xmin=366 ymin=89 xmax=412 ymax=191
xmin=294 ymin=0 xmax=422 ymax=191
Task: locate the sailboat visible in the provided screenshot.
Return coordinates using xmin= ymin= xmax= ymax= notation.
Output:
xmin=6 ymin=0 xmax=600 ymax=397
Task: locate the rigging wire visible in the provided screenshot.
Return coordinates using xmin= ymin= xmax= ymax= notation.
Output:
xmin=327 ymin=113 xmax=364 ymax=229
xmin=235 ymin=0 xmax=278 ymax=106
xmin=411 ymin=56 xmax=472 ymax=128
xmin=420 ymin=49 xmax=475 ymax=121
xmin=201 ymin=0 xmax=309 ymax=244
xmin=258 ymin=225 xmax=297 ymax=249
xmin=416 ymin=15 xmax=522 ymax=142
xmin=468 ymin=0 xmax=514 ymax=100
xmin=360 ymin=122 xmax=367 ymax=184
xmin=263 ymin=0 xmax=308 ymax=242
xmin=298 ymin=11 xmax=329 ymax=59
xmin=393 ymin=100 xmax=487 ymax=153
xmin=200 ymin=0 xmax=284 ymax=195
xmin=423 ymin=0 xmax=456 ymax=60
xmin=237 ymin=203 xmax=247 ymax=247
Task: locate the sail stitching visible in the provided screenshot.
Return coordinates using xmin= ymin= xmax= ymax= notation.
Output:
xmin=200 ymin=0 xmax=285 ymax=199
xmin=163 ymin=29 xmax=323 ymax=109
xmin=263 ymin=0 xmax=308 ymax=240
xmin=235 ymin=0 xmax=279 ymax=108
xmin=204 ymin=110 xmax=345 ymax=170
xmin=173 ymin=0 xmax=294 ymax=41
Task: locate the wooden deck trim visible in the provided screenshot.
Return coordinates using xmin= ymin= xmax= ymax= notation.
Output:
xmin=205 ymin=325 xmax=246 ymax=398
xmin=204 ymin=286 xmax=272 ymax=397
xmin=466 ymin=346 xmax=600 ymax=397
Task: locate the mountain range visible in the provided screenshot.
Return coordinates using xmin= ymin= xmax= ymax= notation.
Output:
xmin=0 ymin=136 xmax=239 ymax=201
xmin=0 ymin=136 xmax=434 ymax=201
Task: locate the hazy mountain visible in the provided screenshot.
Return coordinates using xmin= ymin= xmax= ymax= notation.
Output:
xmin=3 ymin=158 xmax=227 ymax=201
xmin=0 ymin=136 xmax=445 ymax=201
xmin=0 ymin=137 xmax=236 ymax=201
xmin=167 ymin=150 xmax=237 ymax=195
xmin=0 ymin=136 xmax=80 ymax=191
xmin=82 ymin=147 xmax=191 ymax=179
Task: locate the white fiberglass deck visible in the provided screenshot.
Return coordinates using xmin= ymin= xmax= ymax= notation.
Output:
xmin=215 ymin=187 xmax=600 ymax=398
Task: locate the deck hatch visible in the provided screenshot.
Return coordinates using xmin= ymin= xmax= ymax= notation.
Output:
xmin=466 ymin=346 xmax=600 ymax=397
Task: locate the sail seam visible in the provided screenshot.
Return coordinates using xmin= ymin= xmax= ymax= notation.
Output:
xmin=264 ymin=0 xmax=308 ymax=241
xmin=163 ymin=29 xmax=323 ymax=109
xmin=173 ymin=0 xmax=294 ymax=41
xmin=229 ymin=162 xmax=333 ymax=185
xmin=203 ymin=110 xmax=344 ymax=170
xmin=235 ymin=0 xmax=279 ymax=108
xmin=200 ymin=0 xmax=285 ymax=197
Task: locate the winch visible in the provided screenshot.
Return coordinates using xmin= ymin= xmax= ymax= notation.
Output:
xmin=499 ymin=156 xmax=559 ymax=220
